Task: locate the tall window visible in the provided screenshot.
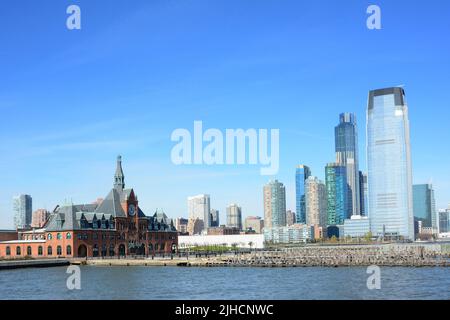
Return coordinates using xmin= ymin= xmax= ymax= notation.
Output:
xmin=47 ymin=246 xmax=53 ymax=256
xmin=66 ymin=232 xmax=72 ymax=240
xmin=16 ymin=246 xmax=21 ymax=255
xmin=57 ymin=246 xmax=62 ymax=255
xmin=66 ymin=245 xmax=72 ymax=255
xmin=6 ymin=246 xmax=10 ymax=255
xmin=38 ymin=246 xmax=43 ymax=256
xmin=27 ymin=246 xmax=32 ymax=256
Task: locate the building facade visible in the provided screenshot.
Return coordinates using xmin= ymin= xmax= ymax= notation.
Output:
xmin=31 ymin=209 xmax=50 ymax=229
xmin=413 ymin=184 xmax=437 ymax=229
xmin=325 ymin=163 xmax=347 ymax=226
xmin=367 ymin=87 xmax=414 ymax=240
xmin=175 ymin=218 xmax=189 ymax=235
xmin=305 ymin=176 xmax=327 ymax=228
xmin=0 ymin=156 xmax=178 ymax=259
xmin=226 ymin=204 xmax=242 ymax=230
xmin=13 ymin=194 xmax=32 ymax=229
xmin=244 ymin=216 xmax=264 ymax=234
xmin=210 ymin=209 xmax=220 ymax=227
xmin=263 ymin=180 xmax=286 ymax=229
xmin=359 ymin=172 xmax=368 ymax=216
xmin=264 ymin=224 xmax=311 ymax=244
xmin=187 ymin=194 xmax=211 ymax=231
xmin=286 ymin=210 xmax=296 ymax=226
xmin=343 ymin=215 xmax=370 ymax=238
xmin=335 ymin=113 xmax=360 ymax=217
xmin=439 ymin=210 xmax=450 ymax=234
xmin=295 ymin=165 xmax=311 ymax=224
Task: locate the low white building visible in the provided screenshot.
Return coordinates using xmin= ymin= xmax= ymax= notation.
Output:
xmin=344 ymin=215 xmax=370 ymax=238
xmin=264 ymin=224 xmax=311 ymax=244
xmin=178 ymin=234 xmax=264 ymax=249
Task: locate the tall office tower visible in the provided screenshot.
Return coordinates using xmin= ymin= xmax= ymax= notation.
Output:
xmin=286 ymin=210 xmax=296 ymax=226
xmin=263 ymin=180 xmax=287 ymax=229
xmin=31 ymin=209 xmax=50 ymax=229
xmin=13 ymin=194 xmax=32 ymax=229
xmin=367 ymin=87 xmax=414 ymax=240
xmin=359 ymin=171 xmax=368 ymax=216
xmin=413 ymin=184 xmax=437 ymax=229
xmin=295 ymin=165 xmax=311 ymax=224
xmin=438 ymin=210 xmax=450 ymax=233
xmin=226 ymin=204 xmax=242 ymax=230
xmin=335 ymin=113 xmax=360 ymax=217
xmin=210 ymin=209 xmax=220 ymax=227
xmin=325 ymin=163 xmax=347 ymax=226
xmin=187 ymin=194 xmax=211 ymax=230
xmin=305 ymin=176 xmax=327 ymax=228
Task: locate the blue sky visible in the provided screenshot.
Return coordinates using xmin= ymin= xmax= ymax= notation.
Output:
xmin=1 ymin=0 xmax=450 ymax=228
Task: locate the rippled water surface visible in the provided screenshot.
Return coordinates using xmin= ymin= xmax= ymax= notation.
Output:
xmin=1 ymin=266 xmax=449 ymax=300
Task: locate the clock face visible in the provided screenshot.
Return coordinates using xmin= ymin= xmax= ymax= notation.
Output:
xmin=128 ymin=204 xmax=136 ymax=216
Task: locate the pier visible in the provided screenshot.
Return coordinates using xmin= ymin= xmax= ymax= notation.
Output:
xmin=0 ymin=258 xmax=70 ymax=270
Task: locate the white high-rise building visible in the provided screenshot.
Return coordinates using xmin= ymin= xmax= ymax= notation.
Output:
xmin=367 ymin=87 xmax=414 ymax=240
xmin=187 ymin=194 xmax=211 ymax=230
xmin=13 ymin=194 xmax=32 ymax=229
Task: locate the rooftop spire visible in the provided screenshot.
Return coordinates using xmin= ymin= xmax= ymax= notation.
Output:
xmin=114 ymin=155 xmax=125 ymax=191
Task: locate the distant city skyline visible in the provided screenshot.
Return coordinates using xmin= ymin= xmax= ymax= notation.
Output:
xmin=2 ymin=1 xmax=450 ymax=228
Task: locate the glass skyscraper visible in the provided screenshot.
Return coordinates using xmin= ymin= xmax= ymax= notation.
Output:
xmin=325 ymin=163 xmax=347 ymax=226
xmin=359 ymin=171 xmax=368 ymax=216
xmin=295 ymin=165 xmax=311 ymax=224
xmin=367 ymin=87 xmax=414 ymax=240
xmin=335 ymin=113 xmax=360 ymax=217
xmin=413 ymin=184 xmax=437 ymax=229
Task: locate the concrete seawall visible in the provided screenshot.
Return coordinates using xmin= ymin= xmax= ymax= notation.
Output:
xmin=75 ymin=244 xmax=450 ymax=268
xmin=0 ymin=259 xmax=70 ymax=270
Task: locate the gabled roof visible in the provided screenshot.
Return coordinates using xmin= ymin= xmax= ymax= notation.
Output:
xmin=95 ymin=188 xmax=126 ymax=217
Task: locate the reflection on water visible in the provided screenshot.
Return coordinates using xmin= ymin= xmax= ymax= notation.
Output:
xmin=1 ymin=266 xmax=449 ymax=300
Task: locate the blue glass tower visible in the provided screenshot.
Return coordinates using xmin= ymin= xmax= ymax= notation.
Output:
xmin=325 ymin=163 xmax=348 ymax=226
xmin=295 ymin=165 xmax=311 ymax=224
xmin=335 ymin=113 xmax=360 ymax=217
xmin=367 ymin=87 xmax=414 ymax=240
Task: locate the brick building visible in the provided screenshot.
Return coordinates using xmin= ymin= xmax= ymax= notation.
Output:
xmin=0 ymin=156 xmax=178 ymax=259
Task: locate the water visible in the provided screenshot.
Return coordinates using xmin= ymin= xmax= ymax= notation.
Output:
xmin=1 ymin=266 xmax=449 ymax=300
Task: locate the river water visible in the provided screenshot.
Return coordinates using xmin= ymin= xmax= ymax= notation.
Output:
xmin=1 ymin=266 xmax=449 ymax=300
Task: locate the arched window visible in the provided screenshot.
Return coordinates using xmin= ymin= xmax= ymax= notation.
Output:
xmin=66 ymin=245 xmax=72 ymax=255
xmin=27 ymin=246 xmax=32 ymax=256
xmin=47 ymin=246 xmax=53 ymax=256
xmin=38 ymin=246 xmax=43 ymax=256
xmin=16 ymin=246 xmax=21 ymax=255
xmin=57 ymin=246 xmax=62 ymax=255
xmin=155 ymin=244 xmax=159 ymax=251
xmin=66 ymin=232 xmax=72 ymax=240
xmin=6 ymin=246 xmax=10 ymax=255
xmin=160 ymin=243 xmax=165 ymax=251
xmin=57 ymin=233 xmax=62 ymax=240
xmin=47 ymin=233 xmax=53 ymax=240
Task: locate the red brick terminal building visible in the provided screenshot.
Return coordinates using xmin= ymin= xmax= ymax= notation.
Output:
xmin=0 ymin=156 xmax=178 ymax=259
